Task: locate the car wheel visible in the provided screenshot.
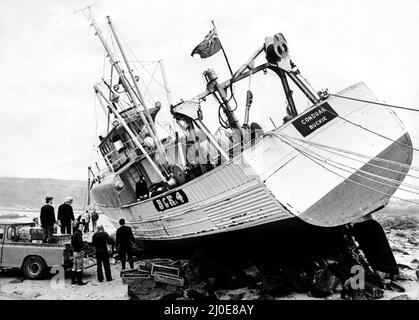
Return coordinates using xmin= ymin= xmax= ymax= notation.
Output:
xmin=23 ymin=256 xmax=47 ymax=280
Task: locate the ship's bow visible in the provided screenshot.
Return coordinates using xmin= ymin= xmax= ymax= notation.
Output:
xmin=241 ymin=82 xmax=413 ymax=226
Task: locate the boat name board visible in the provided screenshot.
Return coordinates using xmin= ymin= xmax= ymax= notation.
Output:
xmin=292 ymin=102 xmax=338 ymax=137
xmin=153 ymin=190 xmax=189 ymax=212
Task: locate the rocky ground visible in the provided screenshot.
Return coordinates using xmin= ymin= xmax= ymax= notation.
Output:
xmin=0 ymin=214 xmax=417 ymax=300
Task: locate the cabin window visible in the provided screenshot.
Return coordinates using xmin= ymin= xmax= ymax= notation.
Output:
xmin=0 ymin=226 xmax=4 ymax=240
xmin=121 ymin=162 xmax=149 ymax=201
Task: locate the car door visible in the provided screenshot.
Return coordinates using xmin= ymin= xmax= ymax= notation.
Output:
xmin=1 ymin=226 xmax=24 ymax=267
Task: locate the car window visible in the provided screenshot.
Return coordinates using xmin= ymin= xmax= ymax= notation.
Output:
xmin=7 ymin=227 xmax=16 ymax=240
xmin=0 ymin=226 xmax=4 ymax=240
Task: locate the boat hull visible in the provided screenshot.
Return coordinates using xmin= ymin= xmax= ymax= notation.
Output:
xmin=93 ymin=82 xmax=413 ymax=244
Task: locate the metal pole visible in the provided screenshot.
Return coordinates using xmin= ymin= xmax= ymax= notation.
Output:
xmin=87 ymin=14 xmax=167 ymax=166
xmin=211 ymin=20 xmax=234 ymax=77
xmin=287 ymin=72 xmax=318 ymax=104
xmin=194 ymin=119 xmax=229 ymax=161
xmin=87 ymin=166 xmax=91 ymax=207
xmin=232 ymin=45 xmax=264 ymax=80
xmin=159 ymin=60 xmax=174 ymax=106
xmin=94 ymin=85 xmax=167 ymax=182
xmin=106 ymin=16 xmax=168 ymax=162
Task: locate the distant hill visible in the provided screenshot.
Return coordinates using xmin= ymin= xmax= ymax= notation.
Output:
xmin=378 ymin=199 xmax=419 ymax=216
xmin=0 ymin=177 xmax=89 ymax=210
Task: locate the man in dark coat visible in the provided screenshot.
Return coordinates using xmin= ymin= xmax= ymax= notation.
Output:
xmin=116 ymin=219 xmax=135 ymax=270
xmin=70 ymin=222 xmax=87 ymax=286
xmin=92 ymin=225 xmax=113 ymax=282
xmin=135 ymin=176 xmax=149 ymax=200
xmin=40 ymin=196 xmax=56 ymax=243
xmin=57 ymin=197 xmax=75 ymax=234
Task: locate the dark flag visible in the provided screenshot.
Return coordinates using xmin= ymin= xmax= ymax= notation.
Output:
xmin=191 ymin=27 xmax=222 ymax=58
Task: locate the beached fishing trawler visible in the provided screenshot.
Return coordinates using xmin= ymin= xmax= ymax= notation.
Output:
xmin=80 ymin=10 xmax=413 ymax=252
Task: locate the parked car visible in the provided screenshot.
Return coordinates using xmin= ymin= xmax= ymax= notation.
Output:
xmin=0 ymin=221 xmax=72 ymax=279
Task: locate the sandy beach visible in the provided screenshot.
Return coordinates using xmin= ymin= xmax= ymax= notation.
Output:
xmin=0 ymin=212 xmax=417 ymax=300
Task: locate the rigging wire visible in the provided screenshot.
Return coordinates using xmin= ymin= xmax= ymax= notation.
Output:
xmin=319 ymin=101 xmax=419 ymax=154
xmin=118 ymin=27 xmax=169 ymax=94
xmin=296 ymin=145 xmax=419 ymax=205
xmin=278 ymin=134 xmax=419 ymax=195
xmin=284 ymin=136 xmax=419 ymax=182
xmin=329 ymin=93 xmax=419 ymax=114
xmin=142 ymin=62 xmax=160 ymax=103
xmin=271 ymin=134 xmax=419 ymax=206
xmin=113 ymin=35 xmax=174 ymax=135
xmin=279 ymin=133 xmax=419 ymax=173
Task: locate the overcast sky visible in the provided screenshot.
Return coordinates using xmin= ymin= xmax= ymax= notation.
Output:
xmin=0 ymin=0 xmax=418 ymax=184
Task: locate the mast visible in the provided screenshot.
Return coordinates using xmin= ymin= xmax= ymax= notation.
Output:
xmin=105 ymin=16 xmax=168 ymax=162
xmin=94 ymin=85 xmax=167 ymax=182
xmin=82 ymin=9 xmax=168 ymax=169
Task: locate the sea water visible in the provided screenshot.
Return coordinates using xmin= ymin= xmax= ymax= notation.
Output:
xmin=0 ymin=207 xmax=116 ymax=233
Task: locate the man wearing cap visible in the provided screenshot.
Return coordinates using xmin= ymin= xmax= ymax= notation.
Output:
xmin=40 ymin=196 xmax=56 ymax=243
xmin=57 ymin=197 xmax=75 ymax=234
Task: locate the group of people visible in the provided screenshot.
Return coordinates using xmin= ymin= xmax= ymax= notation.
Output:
xmin=40 ymin=196 xmax=137 ymax=286
xmin=71 ymin=218 xmax=136 ymax=286
xmin=39 ymin=196 xmax=99 ymax=242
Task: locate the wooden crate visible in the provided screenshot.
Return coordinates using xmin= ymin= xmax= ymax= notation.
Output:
xmin=153 ymin=273 xmax=185 ymax=287
xmin=122 ymin=274 xmax=152 ymax=285
xmin=151 ymin=264 xmax=180 ymax=277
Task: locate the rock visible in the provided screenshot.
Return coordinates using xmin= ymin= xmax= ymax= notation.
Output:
xmin=215 ymin=288 xmax=260 ymax=300
xmin=258 ymin=293 xmax=274 ymax=300
xmin=395 ymin=232 xmax=406 ymax=238
xmin=379 ymin=216 xmax=418 ymax=230
xmin=160 ymin=287 xmax=184 ymax=300
xmin=340 ymin=277 xmax=367 ymax=300
xmin=129 ymin=283 xmax=183 ymax=300
xmin=33 ymin=292 xmax=41 ymax=298
xmin=364 ymin=282 xmax=384 ymax=299
xmin=259 ymin=274 xmax=284 ymax=295
xmin=243 ymin=266 xmax=260 ymax=279
xmin=390 ymin=294 xmax=411 ymax=300
xmin=410 ymin=259 xmax=419 ymax=264
xmin=385 ymin=280 xmax=405 ymax=293
xmin=325 ymin=259 xmax=339 ymax=267
xmin=391 ymin=246 xmax=409 ymax=255
xmin=310 ymin=268 xmax=342 ymax=298
xmin=394 ymin=270 xmax=416 ymax=281
xmin=365 ymin=272 xmax=386 ymax=289
xmin=408 ymin=237 xmax=418 ymax=245
xmin=127 ymin=278 xmax=157 ymax=299
xmin=186 ymin=282 xmax=214 ymax=300
xmin=183 ymin=250 xmax=211 ymax=285
xmin=416 ymin=270 xmax=419 ymax=281
xmin=397 ymin=263 xmax=413 ymax=270
xmin=10 ymin=278 xmax=24 ymax=284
